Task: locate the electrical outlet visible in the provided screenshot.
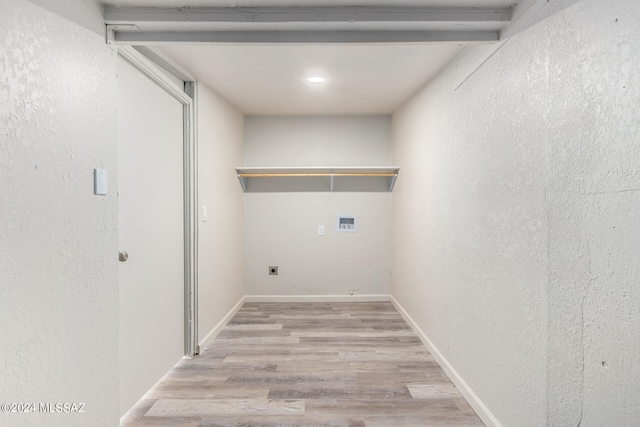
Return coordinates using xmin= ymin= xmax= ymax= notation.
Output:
xmin=268 ymin=266 xmax=278 ymax=275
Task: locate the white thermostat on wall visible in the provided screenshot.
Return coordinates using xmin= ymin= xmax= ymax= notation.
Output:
xmin=337 ymin=215 xmax=357 ymax=233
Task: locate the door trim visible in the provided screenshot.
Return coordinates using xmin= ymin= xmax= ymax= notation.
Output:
xmin=118 ymin=46 xmax=199 ymax=357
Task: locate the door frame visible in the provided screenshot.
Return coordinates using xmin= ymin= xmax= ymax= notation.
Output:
xmin=118 ymin=46 xmax=199 ymax=357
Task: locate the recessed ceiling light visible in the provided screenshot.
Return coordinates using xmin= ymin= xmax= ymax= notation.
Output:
xmin=307 ymin=76 xmax=326 ymax=83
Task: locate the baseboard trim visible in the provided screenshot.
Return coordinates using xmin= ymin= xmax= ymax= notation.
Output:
xmin=245 ymin=294 xmax=391 ymax=303
xmin=198 ymin=296 xmax=246 ymax=351
xmin=390 ymin=296 xmax=502 ymax=427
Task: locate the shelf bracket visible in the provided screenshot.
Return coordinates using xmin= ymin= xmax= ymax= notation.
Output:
xmin=238 ymin=174 xmax=247 ymax=193
xmin=330 ymin=170 xmax=335 ymax=192
xmin=389 ymin=173 xmax=398 ymax=192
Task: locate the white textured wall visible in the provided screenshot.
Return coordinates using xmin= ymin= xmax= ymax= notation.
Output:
xmin=0 ymin=1 xmax=118 ymax=426
xmin=542 ymin=1 xmax=640 ymax=425
xmin=197 ymin=84 xmax=245 ymax=340
xmin=244 ymin=116 xmax=392 ymax=297
xmin=25 ymin=0 xmax=104 ymax=35
xmin=391 ymin=0 xmax=640 ymax=425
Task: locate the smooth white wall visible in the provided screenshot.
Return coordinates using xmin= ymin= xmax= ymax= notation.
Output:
xmin=392 ymin=0 xmax=640 ymax=425
xmin=244 ymin=116 xmax=392 ymax=297
xmin=197 ymin=84 xmax=245 ymax=342
xmin=0 ymin=1 xmax=119 ymax=425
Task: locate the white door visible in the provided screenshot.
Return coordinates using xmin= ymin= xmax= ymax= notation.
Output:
xmin=117 ymin=55 xmax=185 ymax=416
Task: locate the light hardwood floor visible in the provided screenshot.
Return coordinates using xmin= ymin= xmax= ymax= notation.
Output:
xmin=121 ymin=302 xmax=484 ymax=427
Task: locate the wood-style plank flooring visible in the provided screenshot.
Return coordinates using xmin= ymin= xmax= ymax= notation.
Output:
xmin=121 ymin=302 xmax=484 ymax=426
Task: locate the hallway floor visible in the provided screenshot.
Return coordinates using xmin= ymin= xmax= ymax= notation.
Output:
xmin=121 ymin=302 xmax=484 ymax=426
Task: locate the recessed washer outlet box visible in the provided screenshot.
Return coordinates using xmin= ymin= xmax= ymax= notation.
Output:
xmin=337 ymin=215 xmax=357 ymax=232
xmin=269 ymin=266 xmax=278 ymax=275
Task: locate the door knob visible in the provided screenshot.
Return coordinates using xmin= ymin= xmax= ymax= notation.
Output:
xmin=119 ymin=251 xmax=129 ymax=262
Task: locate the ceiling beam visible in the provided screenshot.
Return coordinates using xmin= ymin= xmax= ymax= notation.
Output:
xmin=105 ymin=6 xmax=512 ymax=25
xmin=105 ymin=6 xmax=510 ymax=45
xmin=112 ymin=30 xmax=500 ymax=45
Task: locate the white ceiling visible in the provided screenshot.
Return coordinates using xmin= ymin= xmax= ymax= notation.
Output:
xmin=158 ymin=43 xmax=464 ymax=115
xmin=103 ymin=0 xmax=520 ymax=115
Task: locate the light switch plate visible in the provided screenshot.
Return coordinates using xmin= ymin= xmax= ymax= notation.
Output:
xmin=94 ymin=169 xmax=107 ymax=195
xmin=318 ymin=225 xmax=325 ymax=236
xmin=202 ymin=206 xmax=208 ymax=222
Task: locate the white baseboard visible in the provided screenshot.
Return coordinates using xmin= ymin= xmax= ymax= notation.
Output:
xmin=245 ymin=294 xmax=391 ymax=303
xmin=198 ymin=296 xmax=246 ymax=351
xmin=390 ymin=296 xmax=502 ymax=427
